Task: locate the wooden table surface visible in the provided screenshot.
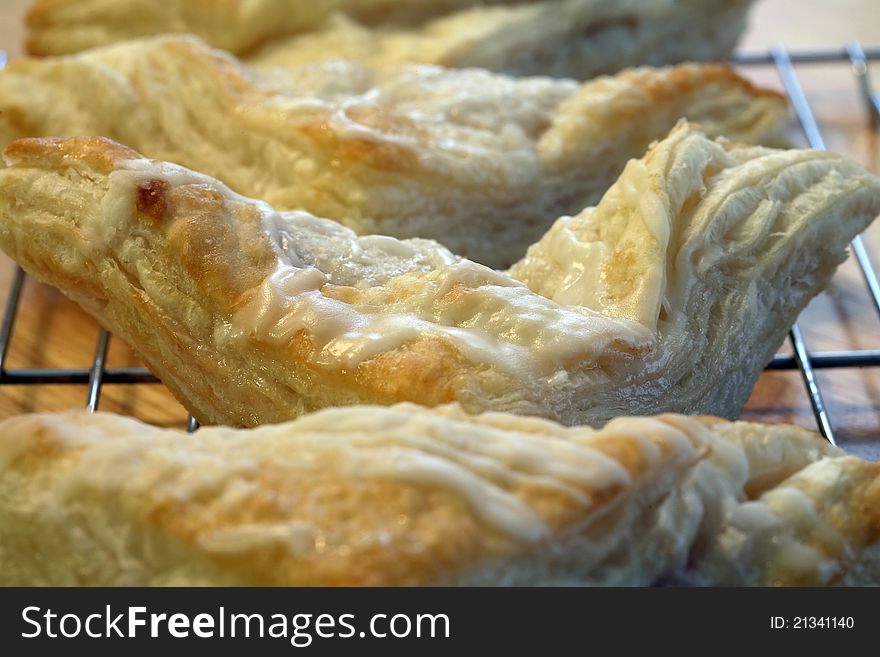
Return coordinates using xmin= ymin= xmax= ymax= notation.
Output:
xmin=1 ymin=0 xmax=879 ymax=457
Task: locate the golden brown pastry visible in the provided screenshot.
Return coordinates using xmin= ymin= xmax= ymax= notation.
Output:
xmin=0 ymin=124 xmax=877 ymax=428
xmin=0 ymin=35 xmax=789 ymax=266
xmin=24 ymin=0 xmax=756 ymax=81
xmin=0 ymin=405 xmax=877 ymax=585
xmin=249 ymin=0 xmax=756 ymax=79
xmin=24 ymin=0 xmax=529 ymax=57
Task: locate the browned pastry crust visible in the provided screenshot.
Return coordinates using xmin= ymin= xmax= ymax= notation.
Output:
xmin=24 ymin=1 xmax=531 ymax=56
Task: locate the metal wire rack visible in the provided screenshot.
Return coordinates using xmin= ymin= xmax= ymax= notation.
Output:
xmin=0 ymin=44 xmax=878 ymax=443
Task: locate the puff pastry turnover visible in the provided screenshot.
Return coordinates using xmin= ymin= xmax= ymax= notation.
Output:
xmin=249 ymin=0 xmax=755 ymax=79
xmin=25 ymin=0 xmax=756 ymax=81
xmin=0 ymin=35 xmax=789 ymax=267
xmin=25 ymin=0 xmax=530 ymax=56
xmin=1 ymin=406 xmax=877 ymax=586
xmin=1 ymin=124 xmax=878 ymax=428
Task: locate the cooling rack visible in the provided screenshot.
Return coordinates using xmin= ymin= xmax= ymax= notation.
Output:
xmin=0 ymin=44 xmax=878 ymax=444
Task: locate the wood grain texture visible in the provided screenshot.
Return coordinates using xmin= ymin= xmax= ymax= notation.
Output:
xmin=0 ymin=0 xmax=878 ymax=455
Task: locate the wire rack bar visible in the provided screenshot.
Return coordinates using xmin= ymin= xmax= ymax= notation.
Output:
xmin=7 ymin=351 xmax=880 ymax=383
xmin=0 ymin=266 xmax=24 ymax=374
xmin=0 ymin=368 xmax=156 ymax=385
xmin=733 ymin=46 xmax=880 ymax=65
xmin=791 ymin=324 xmax=836 ymax=444
xmin=769 ymin=350 xmax=880 ymax=370
xmin=85 ymin=329 xmax=110 ymax=412
xmin=847 ymin=42 xmax=880 ymax=126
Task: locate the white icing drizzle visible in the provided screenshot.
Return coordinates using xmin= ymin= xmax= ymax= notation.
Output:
xmin=262 ymin=88 xmax=420 ymax=149
xmin=350 ymin=446 xmax=550 ymax=542
xmin=301 ymin=409 xmax=634 ymax=491
xmin=122 ymin=158 xmax=241 ymax=192
xmin=235 ymin=210 xmax=650 ymax=377
xmin=199 ymin=522 xmax=316 ymax=555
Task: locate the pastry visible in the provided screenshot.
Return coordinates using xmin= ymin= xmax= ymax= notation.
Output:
xmin=24 ymin=0 xmax=757 ymax=82
xmin=249 ymin=0 xmax=756 ymax=80
xmin=24 ymin=0 xmax=530 ymax=57
xmin=0 ymin=405 xmax=877 ymax=585
xmin=0 ymin=123 xmax=877 ymax=428
xmin=0 ymin=35 xmax=790 ymax=266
